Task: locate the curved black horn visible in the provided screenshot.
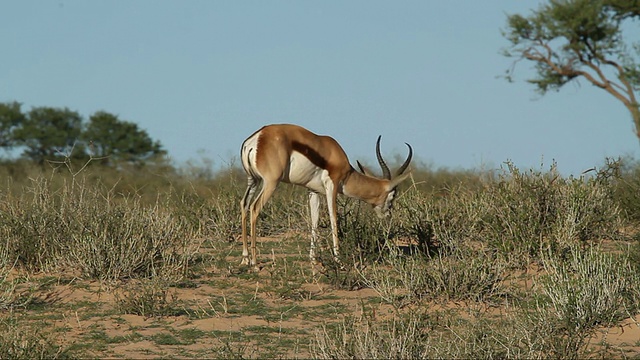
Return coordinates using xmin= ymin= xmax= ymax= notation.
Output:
xmin=376 ymin=135 xmax=391 ymax=180
xmin=395 ymin=143 xmax=413 ymax=177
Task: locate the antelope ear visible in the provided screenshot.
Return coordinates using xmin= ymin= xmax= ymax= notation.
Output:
xmin=356 ymin=160 xmax=375 ymax=177
xmin=388 ymin=171 xmax=412 ymax=190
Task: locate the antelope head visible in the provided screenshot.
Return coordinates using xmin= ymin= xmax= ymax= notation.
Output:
xmin=356 ymin=136 xmax=413 ymax=218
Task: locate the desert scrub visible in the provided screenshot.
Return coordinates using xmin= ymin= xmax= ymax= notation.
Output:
xmin=601 ymin=157 xmax=640 ymax=222
xmin=374 ymin=160 xmax=621 ymax=264
xmin=312 ymin=313 xmax=430 ymax=359
xmin=500 ymin=247 xmax=640 ymax=360
xmin=0 ymin=178 xmax=68 ymax=271
xmin=0 ymin=316 xmax=72 ymax=359
xmin=361 ymin=247 xmax=509 ymax=307
xmin=475 ymin=162 xmax=622 ymax=263
xmin=310 ymin=300 xmax=608 ymax=359
xmin=312 ymin=196 xmax=396 ymax=289
xmin=538 ymin=247 xmax=640 ymax=334
xmin=64 ymin=194 xmax=200 ymax=281
xmin=0 ymin=176 xmax=202 ymax=281
xmin=417 ymin=248 xmax=508 ymax=303
xmin=115 ymin=278 xmax=183 ymax=317
xmin=311 ymin=309 xmax=558 ymax=359
xmin=393 ymin=185 xmax=483 ymax=255
xmin=0 ymin=269 xmax=35 ymax=311
xmin=0 ymin=269 xmax=15 ymax=310
xmin=171 ymin=166 xmax=246 ymax=243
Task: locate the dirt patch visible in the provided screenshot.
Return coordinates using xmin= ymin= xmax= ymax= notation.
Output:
xmin=588 ymin=315 xmax=640 ymax=357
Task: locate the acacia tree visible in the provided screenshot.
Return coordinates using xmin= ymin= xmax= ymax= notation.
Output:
xmin=13 ymin=106 xmax=84 ymax=163
xmin=84 ymin=111 xmax=166 ymax=164
xmin=502 ymin=0 xmax=640 ymax=139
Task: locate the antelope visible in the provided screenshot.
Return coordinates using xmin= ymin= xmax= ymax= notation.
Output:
xmin=240 ymin=124 xmax=412 ymax=270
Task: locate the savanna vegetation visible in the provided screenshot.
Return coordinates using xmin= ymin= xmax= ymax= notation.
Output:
xmin=2 ymin=0 xmax=640 ymax=356
xmin=0 ymin=149 xmax=640 ymax=358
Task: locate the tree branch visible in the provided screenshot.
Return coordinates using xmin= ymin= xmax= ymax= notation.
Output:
xmin=572 ymin=46 xmax=639 ymax=109
xmin=502 ymin=1 xmax=640 ymax=141
xmin=524 ymin=38 xmax=636 ymax=110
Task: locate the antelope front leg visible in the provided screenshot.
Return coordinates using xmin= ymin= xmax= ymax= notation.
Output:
xmin=241 ymin=237 xmax=250 ymax=265
xmin=324 ymin=185 xmax=340 ymax=261
xmin=308 ymin=192 xmax=320 ymax=264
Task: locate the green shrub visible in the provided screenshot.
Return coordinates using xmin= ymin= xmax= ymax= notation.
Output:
xmin=476 ymin=162 xmax=621 ymax=263
xmin=395 ymin=185 xmax=481 ymax=255
xmin=539 ymin=247 xmax=640 ymax=333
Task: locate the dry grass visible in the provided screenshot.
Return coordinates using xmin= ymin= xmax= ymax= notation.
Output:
xmin=0 ymin=158 xmax=639 ymax=358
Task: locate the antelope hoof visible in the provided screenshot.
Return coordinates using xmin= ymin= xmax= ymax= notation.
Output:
xmin=240 ymin=257 xmax=250 ymax=266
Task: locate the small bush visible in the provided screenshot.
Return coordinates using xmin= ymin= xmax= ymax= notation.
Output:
xmin=312 ymin=313 xmax=430 ymax=359
xmin=361 ymin=248 xmax=508 ymax=306
xmin=420 ymin=249 xmax=509 ymax=303
xmin=64 ymin=194 xmax=198 ymax=281
xmin=258 ymin=185 xmax=309 ymax=236
xmin=114 ymin=278 xmax=182 ymax=317
xmin=396 ymin=186 xmax=482 ymax=255
xmin=0 ymin=269 xmax=34 ymax=311
xmin=386 ymin=162 xmax=622 ymax=267
xmin=0 ymin=316 xmax=72 ymax=359
xmin=539 ymin=247 xmax=640 ymax=334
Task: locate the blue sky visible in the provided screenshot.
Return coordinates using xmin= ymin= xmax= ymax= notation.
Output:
xmin=2 ymin=1 xmax=638 ymax=175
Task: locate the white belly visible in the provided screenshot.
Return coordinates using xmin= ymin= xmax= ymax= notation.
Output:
xmin=285 ymin=151 xmax=328 ymax=193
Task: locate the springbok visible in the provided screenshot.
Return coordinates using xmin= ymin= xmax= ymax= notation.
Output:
xmin=240 ymin=124 xmax=412 ymax=269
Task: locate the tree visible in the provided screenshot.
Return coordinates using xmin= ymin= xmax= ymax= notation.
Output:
xmin=502 ymin=0 xmax=640 ymax=139
xmin=84 ymin=111 xmax=166 ymax=164
xmin=13 ymin=106 xmax=84 ymax=163
xmin=0 ymin=101 xmax=25 ymax=149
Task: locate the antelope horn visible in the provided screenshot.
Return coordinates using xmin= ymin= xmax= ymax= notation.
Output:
xmin=395 ymin=143 xmax=413 ymax=177
xmin=376 ymin=135 xmax=391 ymax=180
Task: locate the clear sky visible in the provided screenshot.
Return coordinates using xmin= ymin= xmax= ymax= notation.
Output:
xmin=2 ymin=1 xmax=638 ymax=175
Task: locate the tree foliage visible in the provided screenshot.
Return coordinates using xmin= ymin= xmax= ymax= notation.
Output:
xmin=502 ymin=0 xmax=640 ymax=139
xmin=84 ymin=111 xmax=166 ymax=164
xmin=13 ymin=106 xmax=84 ymax=163
xmin=0 ymin=102 xmax=166 ymax=165
xmin=0 ymin=102 xmax=25 ymax=149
